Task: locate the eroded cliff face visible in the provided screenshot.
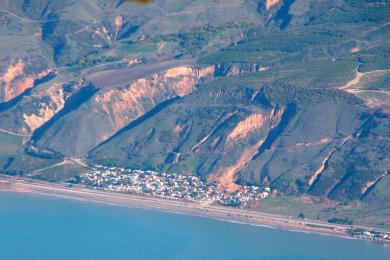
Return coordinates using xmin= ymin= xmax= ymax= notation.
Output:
xmin=227 ymin=114 xmax=266 ymax=143
xmin=216 ymin=63 xmax=263 ymax=76
xmin=22 ymin=83 xmax=66 ymax=132
xmin=308 ymin=136 xmax=352 ymax=188
xmin=210 ymin=108 xmax=285 ymax=193
xmin=95 ymin=66 xmax=215 ymax=133
xmin=0 ymin=60 xmax=51 ymax=103
xmin=266 ymin=0 xmax=280 ymax=10
xmin=361 ymin=172 xmax=387 ymax=196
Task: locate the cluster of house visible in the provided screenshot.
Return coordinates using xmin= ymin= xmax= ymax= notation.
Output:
xmin=347 ymin=228 xmax=390 ymax=242
xmin=67 ymin=166 xmax=271 ymax=208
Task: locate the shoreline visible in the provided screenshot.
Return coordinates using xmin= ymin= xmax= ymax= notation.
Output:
xmin=1 ymin=176 xmax=389 ymax=243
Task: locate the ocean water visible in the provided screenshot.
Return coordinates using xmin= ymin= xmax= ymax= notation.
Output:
xmin=0 ymin=192 xmax=389 ymax=260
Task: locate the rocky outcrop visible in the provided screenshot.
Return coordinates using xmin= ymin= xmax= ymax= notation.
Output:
xmin=29 ymin=66 xmax=214 ymax=156
xmin=95 ymin=66 xmax=214 ymax=133
xmin=227 ymin=114 xmax=266 ymax=143
xmin=215 ymin=63 xmax=263 ymax=76
xmin=211 ymin=138 xmax=266 ymax=193
xmin=210 ymin=108 xmax=285 ymax=193
xmin=266 ymin=0 xmax=281 ymax=10
xmin=23 ymin=83 xmax=65 ymax=132
xmin=165 ymin=66 xmax=215 ymax=78
xmin=0 ymin=60 xmax=51 ymax=103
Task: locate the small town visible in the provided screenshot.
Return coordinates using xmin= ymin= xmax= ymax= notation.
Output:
xmin=347 ymin=228 xmax=390 ymax=242
xmin=63 ymin=166 xmax=390 ymax=243
xmin=66 ymin=165 xmax=270 ymax=208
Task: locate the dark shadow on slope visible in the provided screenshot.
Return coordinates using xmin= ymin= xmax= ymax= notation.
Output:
xmin=172 ymin=121 xmax=193 ymax=154
xmin=252 ymin=103 xmax=297 ymax=184
xmin=354 ymin=111 xmax=385 ymax=138
xmin=0 ymin=71 xmax=56 ymax=113
xmin=0 ymin=88 xmax=33 ymax=113
xmin=89 ymin=96 xmax=182 ymax=154
xmin=24 ymin=145 xmax=64 ymax=160
xmin=275 ymin=0 xmax=295 ymax=29
xmin=41 ymin=11 xmax=65 ymax=65
xmin=119 ymin=25 xmax=140 ymax=40
xmin=326 ymin=164 xmax=356 ymax=200
xmin=361 ymin=171 xmax=389 ymax=201
xmin=2 ymin=157 xmax=15 ymax=170
xmin=255 ymin=103 xmax=297 ymax=159
xmin=254 ymin=91 xmax=273 ymax=110
xmin=30 ymin=83 xmax=98 ymax=143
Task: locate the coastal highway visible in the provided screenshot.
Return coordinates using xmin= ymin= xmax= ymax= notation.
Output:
xmin=0 ymin=176 xmax=357 ymax=238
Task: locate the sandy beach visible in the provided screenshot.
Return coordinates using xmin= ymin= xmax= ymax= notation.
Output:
xmin=0 ymin=181 xmax=15 ymax=192
xmin=1 ymin=175 xmax=388 ymax=242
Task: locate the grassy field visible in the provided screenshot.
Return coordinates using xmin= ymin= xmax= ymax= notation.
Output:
xmin=257 ymin=195 xmax=390 ymax=229
xmin=32 ymin=162 xmax=92 ymax=182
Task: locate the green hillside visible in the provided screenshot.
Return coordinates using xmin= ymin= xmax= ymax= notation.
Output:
xmin=0 ymin=0 xmax=389 ymax=226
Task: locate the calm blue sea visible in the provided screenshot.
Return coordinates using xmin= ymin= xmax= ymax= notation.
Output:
xmin=0 ymin=192 xmax=389 ymax=260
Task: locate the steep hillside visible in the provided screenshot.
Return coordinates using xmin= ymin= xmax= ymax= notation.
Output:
xmin=90 ymin=82 xmax=383 ymax=201
xmin=31 ymin=65 xmax=214 ymax=156
xmin=0 ymin=0 xmax=256 ymax=170
xmin=0 ymin=0 xmax=389 ymax=218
